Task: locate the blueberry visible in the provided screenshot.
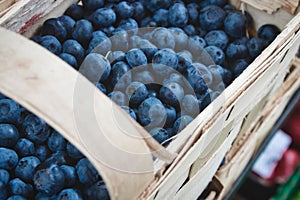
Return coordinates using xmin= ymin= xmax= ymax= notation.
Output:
xmin=111 ymin=29 xmax=129 ymax=51
xmin=132 ymin=2 xmax=145 ymax=21
xmin=152 ymin=9 xmax=168 ymax=27
xmin=188 ymin=35 xmax=206 ymax=54
xmin=35 ymin=145 xmax=49 ymax=162
xmin=151 ymin=28 xmax=175 ymax=49
xmin=115 ymin=1 xmax=134 ymax=19
xmin=87 ymin=35 xmax=112 ymax=55
xmin=90 ymin=8 xmax=116 ymax=28
xmin=60 ymin=165 xmax=77 ymax=187
xmin=121 ymin=106 xmax=137 ymax=120
xmin=34 ymin=164 xmax=65 ymax=195
xmin=224 ymin=12 xmax=246 ymax=38
xmin=47 ymin=131 xmax=66 ymax=152
xmin=72 ymin=19 xmax=93 ymax=46
xmin=208 ymin=64 xmax=232 ymax=86
xmin=85 ymin=180 xmax=110 ymax=200
xmin=117 ymin=18 xmax=138 ymax=36
xmin=31 ymin=35 xmax=43 ymax=43
xmin=126 ymin=82 xmax=148 ymax=106
xmin=146 ymin=0 xmax=171 ymax=12
xmin=96 ymin=82 xmax=107 ymax=94
xmin=177 ymin=50 xmax=193 ymax=74
xmin=66 ymin=142 xmax=83 ymax=159
xmin=205 ymin=46 xmax=225 ymax=65
xmin=15 ymin=138 xmax=35 ymax=157
xmin=133 ymin=70 xmax=154 ymax=84
xmin=107 ymin=51 xmax=126 ymax=64
xmin=0 ymin=181 xmax=7 ymax=200
xmin=7 ymin=195 xmax=27 ymax=200
xmin=152 ymin=48 xmax=178 ymax=76
xmin=199 ymin=5 xmax=226 ymax=31
xmin=0 ymin=100 xmax=19 ymax=123
xmin=140 ymin=17 xmax=155 ymax=27
xmin=258 ymin=24 xmax=280 ymax=45
xmin=150 ymin=127 xmax=169 ymax=143
xmin=110 ymin=61 xmax=131 ymax=90
xmin=0 ymin=124 xmax=19 ymax=147
xmin=197 ymin=90 xmax=212 ymax=110
xmin=92 ymin=30 xmax=107 ymax=38
xmin=82 ymin=0 xmax=104 ymax=11
xmin=108 ymin=91 xmax=127 ymax=106
xmin=57 ymin=188 xmax=83 ymax=200
xmin=231 ymin=59 xmax=249 ymax=77
xmin=9 ymin=178 xmax=33 ymax=197
xmin=187 ymin=3 xmax=199 ymax=25
xmin=136 ymin=40 xmax=158 ymax=61
xmin=126 ymin=48 xmax=148 ymax=68
xmin=65 ymin=4 xmax=84 ymax=20
xmin=164 ymin=105 xmax=177 ymax=128
xmin=0 ymin=169 xmax=9 ymax=184
xmin=40 ymin=18 xmax=67 ymax=42
xmin=206 ymin=0 xmax=228 ymax=7
xmin=62 ymin=39 xmax=85 ymax=64
xmin=182 ymin=94 xmax=200 ymax=117
xmin=169 ymin=27 xmax=188 ymax=51
xmin=58 ymin=15 xmax=75 ymax=36
xmin=183 ymin=24 xmax=197 ymax=36
xmin=173 ymin=115 xmax=194 ymax=134
xmin=226 ymin=42 xmax=248 ymax=59
xmin=168 ymin=3 xmax=188 ymax=27
xmin=186 ymin=64 xmax=209 ymax=94
xmin=205 ymin=30 xmax=229 ymax=50
xmin=247 ymin=37 xmax=265 ymax=58
xmin=35 ymin=193 xmax=57 ymax=200
xmin=40 ymin=36 xmax=62 ymax=55
xmin=159 ymin=82 xmax=184 ymax=107
xmin=22 ymin=114 xmax=50 ymax=144
xmin=59 ymin=53 xmax=78 ymax=69
xmin=15 ymin=156 xmax=40 ymax=183
xmin=234 ymin=36 xmax=249 ymax=45
xmin=79 ymin=53 xmax=111 ymax=82
xmin=76 ymin=158 xmax=99 ymax=186
xmin=137 ymin=97 xmax=167 ymax=128
xmin=41 ymin=151 xmax=67 ymax=168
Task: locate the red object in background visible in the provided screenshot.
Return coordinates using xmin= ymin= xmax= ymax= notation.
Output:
xmin=285 ymin=115 xmax=300 ymax=147
xmin=273 ymin=149 xmax=300 ymax=183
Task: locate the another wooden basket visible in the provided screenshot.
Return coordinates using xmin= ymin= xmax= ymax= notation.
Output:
xmin=0 ymin=0 xmax=299 ymax=199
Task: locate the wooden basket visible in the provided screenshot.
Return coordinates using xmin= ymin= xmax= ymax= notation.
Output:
xmin=0 ymin=0 xmax=299 ymax=199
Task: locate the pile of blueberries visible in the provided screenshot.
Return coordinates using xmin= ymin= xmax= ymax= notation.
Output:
xmin=0 ymin=96 xmax=109 ymax=199
xmin=0 ymin=0 xmax=282 ymax=199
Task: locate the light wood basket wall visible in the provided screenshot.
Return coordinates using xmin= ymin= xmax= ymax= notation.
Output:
xmin=0 ymin=0 xmax=299 ymax=199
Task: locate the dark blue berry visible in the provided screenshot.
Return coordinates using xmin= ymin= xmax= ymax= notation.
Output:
xmin=40 ymin=18 xmax=67 ymax=42
xmin=115 ymin=1 xmax=134 ymax=19
xmin=168 ymin=3 xmax=188 ymax=27
xmin=66 ymin=142 xmax=83 ymax=159
xmin=205 ymin=30 xmax=229 ymax=50
xmin=224 ymin=12 xmax=246 ymax=38
xmin=34 ymin=164 xmax=65 ymax=195
xmin=173 ymin=115 xmax=194 ymax=134
xmin=22 ymin=114 xmax=50 ymax=144
xmin=15 ymin=138 xmax=35 ymax=157
xmin=126 ymin=48 xmax=148 ymax=68
xmin=82 ymin=0 xmax=104 ymax=11
xmin=9 ymin=178 xmax=33 ymax=197
xmin=76 ymin=158 xmax=99 ymax=185
xmin=152 ymin=48 xmax=178 ymax=76
xmin=226 ymin=42 xmax=248 ymax=59
xmin=0 ymin=124 xmax=19 ymax=148
xmin=132 ymin=2 xmax=145 ymax=21
xmin=57 ymin=188 xmax=83 ymax=200
xmin=146 ymin=0 xmax=171 ymax=12
xmin=40 ymin=36 xmax=62 ymax=55
xmin=137 ymin=97 xmax=167 ymax=128
xmin=85 ymin=180 xmax=110 ymax=200
xmin=87 ymin=35 xmax=112 ymax=55
xmin=47 ymin=131 xmax=66 ymax=152
xmin=159 ymin=82 xmax=184 ymax=108
xmin=199 ymin=5 xmax=226 ymax=31
xmin=110 ymin=61 xmax=131 ymax=90
xmin=96 ymin=82 xmax=107 ymax=94
xmin=62 ymin=40 xmax=85 ymax=64
xmin=58 ymin=15 xmax=75 ymax=36
xmin=169 ymin=27 xmax=188 ymax=51
xmin=0 ymin=169 xmax=9 ymax=184
xmin=182 ymin=94 xmax=199 ymax=117
xmin=183 ymin=24 xmax=197 ymax=36
xmin=231 ymin=59 xmax=249 ymax=77
xmin=90 ymin=8 xmax=116 ymax=28
xmin=153 ymin=9 xmax=169 ymax=27
xmin=107 ymin=51 xmax=126 ymax=64
xmin=247 ymin=37 xmax=265 ymax=58
xmin=35 ymin=145 xmax=49 ymax=162
xmin=205 ymin=46 xmax=225 ymax=65
xmin=65 ymin=4 xmax=84 ymax=20
xmin=164 ymin=105 xmax=177 ymax=128
xmin=126 ymin=82 xmax=148 ymax=106
xmin=59 ymin=53 xmax=78 ymax=69
xmin=72 ymin=19 xmax=93 ymax=46
xmin=0 ymin=181 xmax=7 ymax=200
xmin=187 ymin=3 xmax=199 ymax=25
xmin=150 ymin=127 xmax=169 ymax=143
xmin=41 ymin=151 xmax=67 ymax=168
xmin=117 ymin=18 xmax=138 ymax=36
xmin=121 ymin=106 xmax=137 ymax=120
xmin=60 ymin=165 xmax=77 ymax=187
xmin=151 ymin=28 xmax=175 ymax=49
xmin=258 ymin=24 xmax=280 ymax=45
xmin=15 ymin=156 xmax=40 ymax=183
xmin=188 ymin=35 xmax=207 ymax=54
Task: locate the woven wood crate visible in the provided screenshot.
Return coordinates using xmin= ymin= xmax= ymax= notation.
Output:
xmin=0 ymin=0 xmax=299 ymax=199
